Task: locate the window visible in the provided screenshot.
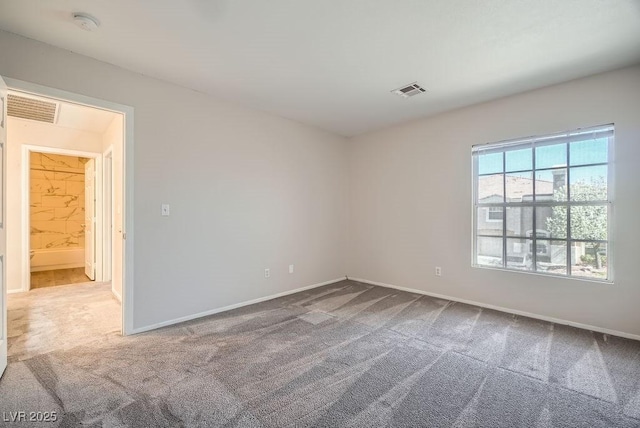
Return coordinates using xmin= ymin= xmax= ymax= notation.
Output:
xmin=527 ymin=230 xmax=550 ymax=255
xmin=486 ymin=207 xmax=503 ymax=222
xmin=472 ymin=124 xmax=613 ymax=281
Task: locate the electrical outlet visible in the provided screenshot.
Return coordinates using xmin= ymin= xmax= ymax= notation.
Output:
xmin=264 ymin=268 xmax=270 ymax=278
xmin=435 ymin=266 xmax=442 ymax=276
xmin=289 ymin=264 xmax=294 ymax=274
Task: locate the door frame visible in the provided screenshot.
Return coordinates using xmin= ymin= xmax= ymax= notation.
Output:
xmin=5 ymin=77 xmax=135 ymax=335
xmin=22 ymin=145 xmax=104 ymax=288
xmin=103 ymin=146 xmax=113 ymax=287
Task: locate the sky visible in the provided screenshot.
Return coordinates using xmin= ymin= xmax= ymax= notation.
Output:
xmin=478 ymin=138 xmax=608 ymax=184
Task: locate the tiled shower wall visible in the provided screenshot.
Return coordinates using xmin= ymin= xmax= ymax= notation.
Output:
xmin=30 ymin=153 xmax=87 ymax=250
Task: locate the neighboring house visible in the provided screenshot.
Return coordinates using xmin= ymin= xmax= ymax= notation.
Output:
xmin=477 ymin=172 xmax=570 ymax=269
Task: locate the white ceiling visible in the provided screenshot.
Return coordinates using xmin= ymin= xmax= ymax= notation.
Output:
xmin=56 ymin=98 xmax=117 ymax=134
xmin=9 ymin=91 xmax=119 ymax=134
xmin=0 ymin=0 xmax=639 ymax=136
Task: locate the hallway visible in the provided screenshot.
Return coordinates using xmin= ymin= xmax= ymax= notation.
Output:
xmin=7 ymin=282 xmax=121 ymax=362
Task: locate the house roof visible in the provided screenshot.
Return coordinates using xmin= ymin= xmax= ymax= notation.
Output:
xmin=478 ymin=175 xmax=553 ymax=202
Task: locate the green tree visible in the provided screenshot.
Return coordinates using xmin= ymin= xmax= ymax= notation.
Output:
xmin=545 ymin=177 xmax=607 ymax=268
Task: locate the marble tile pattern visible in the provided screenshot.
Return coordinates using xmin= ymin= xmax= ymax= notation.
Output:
xmin=30 ymin=153 xmax=87 ymax=250
xmin=30 ymin=268 xmax=93 ymax=289
xmin=1 ymin=280 xmax=640 ymax=427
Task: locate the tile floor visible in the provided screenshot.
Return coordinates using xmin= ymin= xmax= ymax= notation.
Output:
xmin=30 ymin=267 xmax=93 ymax=289
xmin=7 ymin=281 xmax=121 ymax=362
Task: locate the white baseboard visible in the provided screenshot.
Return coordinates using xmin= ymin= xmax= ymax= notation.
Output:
xmin=130 ymin=277 xmax=348 ymax=335
xmin=111 ymin=286 xmax=122 ymax=303
xmin=8 ymin=287 xmax=27 ymax=294
xmin=349 ymin=277 xmax=640 ymax=342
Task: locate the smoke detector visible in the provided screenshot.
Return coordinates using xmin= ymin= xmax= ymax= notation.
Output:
xmin=391 ymin=82 xmax=427 ymax=98
xmin=73 ymin=13 xmax=100 ymax=31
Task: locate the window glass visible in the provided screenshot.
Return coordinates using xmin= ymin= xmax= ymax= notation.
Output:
xmin=505 ymin=172 xmax=533 ymax=201
xmin=506 ymin=206 xmax=532 ymax=237
xmin=534 ymin=169 xmax=566 ymax=201
xmin=473 ymin=125 xmax=612 ymax=281
xmin=506 ymin=148 xmax=532 ymax=172
xmin=571 ymin=242 xmax=607 ymax=280
xmin=478 ymin=152 xmax=503 ymax=175
xmin=478 ymin=208 xmax=503 ymax=236
xmin=506 ymin=238 xmax=533 ymax=271
xmin=476 ymin=237 xmax=503 ymax=267
xmin=536 ymin=143 xmax=567 ymax=169
xmin=536 ymin=240 xmax=567 ymax=275
xmin=538 ymin=206 xmax=565 ymax=239
xmin=570 ymin=138 xmax=607 ymax=166
xmin=477 ymin=174 xmax=504 ymax=203
xmin=570 ymin=206 xmax=607 ymax=241
xmin=569 ymin=165 xmax=607 ymax=202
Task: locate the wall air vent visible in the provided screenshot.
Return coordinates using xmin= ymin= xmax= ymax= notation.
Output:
xmin=391 ymin=82 xmax=427 ymax=98
xmin=7 ymin=94 xmax=58 ymax=124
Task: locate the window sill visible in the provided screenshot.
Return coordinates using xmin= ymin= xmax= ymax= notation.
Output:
xmin=471 ymin=264 xmax=614 ymax=285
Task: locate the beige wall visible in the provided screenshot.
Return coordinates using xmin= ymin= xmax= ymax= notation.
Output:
xmin=0 ymin=30 xmax=349 ymax=330
xmin=6 ymin=117 xmax=103 ymax=291
xmin=347 ymin=65 xmax=640 ymax=337
xmin=4 ymin=30 xmax=637 ymax=337
xmin=30 ymin=153 xmax=86 ymax=251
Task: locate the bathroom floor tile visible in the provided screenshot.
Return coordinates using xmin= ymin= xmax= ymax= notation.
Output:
xmin=31 ymin=267 xmax=92 ymax=289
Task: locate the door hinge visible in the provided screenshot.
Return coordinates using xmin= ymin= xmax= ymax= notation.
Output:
xmin=123 ymin=233 xmax=126 ymax=240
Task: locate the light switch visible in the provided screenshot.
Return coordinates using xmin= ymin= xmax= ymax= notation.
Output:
xmin=161 ymin=204 xmax=170 ymax=216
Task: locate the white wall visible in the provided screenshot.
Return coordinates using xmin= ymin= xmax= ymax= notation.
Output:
xmin=102 ymin=115 xmax=124 ymax=300
xmin=6 ymin=117 xmax=103 ymax=292
xmin=347 ymin=65 xmax=640 ymax=337
xmin=0 ymin=31 xmax=349 ymax=330
xmin=4 ymin=30 xmax=637 ymax=338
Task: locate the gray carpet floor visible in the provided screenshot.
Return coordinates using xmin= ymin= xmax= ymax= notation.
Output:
xmin=1 ymin=279 xmax=639 ymax=427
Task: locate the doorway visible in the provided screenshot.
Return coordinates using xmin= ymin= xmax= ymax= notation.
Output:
xmin=4 ymin=91 xmax=124 ymax=360
xmin=27 ymin=150 xmax=97 ymax=289
xmin=2 ymin=77 xmax=133 ymax=342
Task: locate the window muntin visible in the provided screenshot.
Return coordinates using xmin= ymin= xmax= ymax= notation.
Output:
xmin=473 ymin=125 xmax=613 ymax=282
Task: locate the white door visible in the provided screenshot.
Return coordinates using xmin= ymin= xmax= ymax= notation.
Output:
xmin=0 ymin=75 xmax=8 ymax=377
xmin=104 ymin=154 xmax=112 ymax=282
xmin=84 ymin=158 xmax=96 ymax=280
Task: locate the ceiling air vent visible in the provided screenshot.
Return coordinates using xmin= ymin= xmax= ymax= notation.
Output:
xmin=391 ymin=82 xmax=427 ymax=98
xmin=7 ymin=93 xmax=58 ymax=124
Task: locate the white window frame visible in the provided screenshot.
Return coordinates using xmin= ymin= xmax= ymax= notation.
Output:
xmin=472 ymin=124 xmax=614 ymax=283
